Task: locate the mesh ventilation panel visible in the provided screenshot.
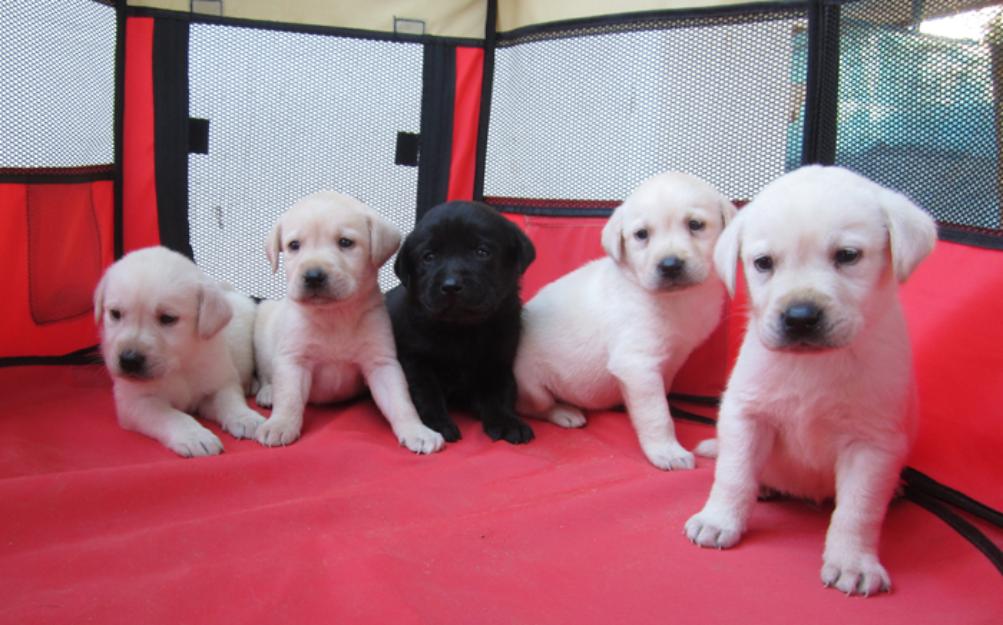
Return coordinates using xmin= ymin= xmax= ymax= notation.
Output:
xmin=189 ymin=24 xmax=423 ymax=298
xmin=0 ymin=0 xmax=116 ymax=169
xmin=485 ymin=9 xmax=808 ymax=206
xmin=834 ymin=0 xmax=1002 ymax=230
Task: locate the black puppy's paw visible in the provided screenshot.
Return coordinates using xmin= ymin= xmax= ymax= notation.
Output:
xmin=424 ymin=417 xmax=462 ymax=442
xmin=483 ymin=417 xmax=535 ymax=445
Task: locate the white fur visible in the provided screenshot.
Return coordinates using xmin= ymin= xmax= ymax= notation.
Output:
xmin=253 ymin=191 xmax=444 ymax=454
xmin=685 ymin=166 xmax=937 ymax=596
xmin=94 ymin=246 xmax=264 ymax=457
xmin=515 ymin=171 xmax=736 ymax=470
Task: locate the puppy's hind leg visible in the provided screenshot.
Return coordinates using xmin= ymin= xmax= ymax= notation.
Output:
xmin=201 ymin=384 xmax=266 ymax=440
xmin=119 ymin=397 xmax=224 ymax=457
xmin=516 ymin=382 xmax=587 ymax=429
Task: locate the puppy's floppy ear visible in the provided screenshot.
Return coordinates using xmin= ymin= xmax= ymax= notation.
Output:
xmin=393 ymin=233 xmax=415 ymax=288
xmin=368 ymin=212 xmax=402 ymax=267
xmin=505 ymin=218 xmax=536 ymax=275
xmin=877 ymin=187 xmax=937 ymax=283
xmin=196 ymin=282 xmax=233 ymax=339
xmin=93 ymin=271 xmax=108 ymax=325
xmin=713 ymin=209 xmax=743 ymax=297
xmin=601 ymin=203 xmax=626 ymax=263
xmin=266 ymin=221 xmax=282 ymax=274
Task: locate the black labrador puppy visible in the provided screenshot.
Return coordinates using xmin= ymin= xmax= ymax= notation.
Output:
xmin=385 ymin=201 xmax=536 ymax=444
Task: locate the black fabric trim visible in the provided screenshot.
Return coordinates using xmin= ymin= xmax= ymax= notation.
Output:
xmin=113 ymin=0 xmax=126 ymax=259
xmin=126 ymin=6 xmax=482 ymax=47
xmin=667 ymin=404 xmax=717 ymax=426
xmin=415 ymin=43 xmax=456 ymax=220
xmin=152 ymin=18 xmax=195 ymax=260
xmin=904 ymin=485 xmax=1003 ymax=576
xmin=188 ymin=117 xmax=209 ymax=154
xmin=0 ymin=166 xmax=115 ymax=185
xmin=901 ymin=467 xmax=1003 ymax=529
xmin=395 ymin=132 xmax=420 ymax=167
xmin=496 ymin=1 xmax=808 ymax=45
xmin=668 ymin=393 xmax=721 ymax=408
xmin=801 ymin=0 xmax=840 ymax=166
xmin=937 ymin=223 xmax=1003 ymax=251
xmin=0 ymin=346 xmax=103 ymax=369
xmin=494 ymin=204 xmax=615 ymax=218
xmin=472 ymin=0 xmax=497 ymax=201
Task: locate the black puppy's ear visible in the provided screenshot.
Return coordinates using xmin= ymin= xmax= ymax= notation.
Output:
xmin=393 ymin=234 xmax=414 ymax=288
xmin=507 ymin=220 xmax=536 ymax=275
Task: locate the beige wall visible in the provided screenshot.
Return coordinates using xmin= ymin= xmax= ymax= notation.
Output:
xmin=496 ymin=0 xmax=756 ymax=32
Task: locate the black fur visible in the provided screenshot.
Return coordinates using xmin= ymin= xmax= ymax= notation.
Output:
xmin=385 ymin=201 xmax=536 ymax=444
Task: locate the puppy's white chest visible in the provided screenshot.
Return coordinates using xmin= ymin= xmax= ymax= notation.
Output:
xmin=309 ymin=361 xmax=364 ymax=404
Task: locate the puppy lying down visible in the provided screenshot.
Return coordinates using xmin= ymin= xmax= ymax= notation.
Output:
xmin=685 ymin=166 xmax=937 ymax=596
xmin=253 ymin=191 xmax=444 ymax=453
xmin=95 ymin=246 xmax=263 ymax=456
xmin=515 ymin=171 xmax=736 ymax=469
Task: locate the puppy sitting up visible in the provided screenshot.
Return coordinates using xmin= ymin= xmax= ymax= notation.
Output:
xmin=253 ymin=191 xmax=444 ymax=454
xmin=95 ymin=246 xmax=264 ymax=456
xmin=685 ymin=166 xmax=937 ymax=596
xmin=515 ymin=172 xmax=736 ymax=469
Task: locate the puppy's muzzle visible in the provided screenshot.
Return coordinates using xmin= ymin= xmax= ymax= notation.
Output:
xmin=302 ymin=267 xmax=328 ymax=291
xmin=118 ymin=349 xmax=148 ymax=378
xmin=781 ymin=302 xmax=824 ymax=342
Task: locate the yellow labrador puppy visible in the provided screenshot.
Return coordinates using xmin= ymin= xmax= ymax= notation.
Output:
xmin=253 ymin=191 xmax=444 ymax=454
xmin=515 ymin=171 xmax=736 ymax=470
xmin=95 ymin=246 xmax=263 ymax=456
xmin=685 ymin=166 xmax=937 ymax=596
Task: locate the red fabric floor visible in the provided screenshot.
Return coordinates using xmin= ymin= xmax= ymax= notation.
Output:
xmin=1 ymin=365 xmax=1000 ymax=625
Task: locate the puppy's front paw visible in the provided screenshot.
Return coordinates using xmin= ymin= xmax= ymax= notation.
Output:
xmin=254 ymin=383 xmax=273 ymax=408
xmin=423 ymin=416 xmax=462 ymax=442
xmin=684 ymin=510 xmax=744 ymax=549
xmin=395 ymin=422 xmax=445 ymax=454
xmin=255 ymin=418 xmax=301 ymax=447
xmin=547 ymin=404 xmax=587 ymax=428
xmin=167 ymin=424 xmax=224 ymax=458
xmin=643 ymin=441 xmax=695 ymax=470
xmin=222 ymin=409 xmax=266 ymax=440
xmin=484 ymin=417 xmax=535 ymax=444
xmin=821 ymin=551 xmax=891 ymax=597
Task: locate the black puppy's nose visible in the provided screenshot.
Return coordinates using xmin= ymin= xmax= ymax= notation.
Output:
xmin=657 ymin=256 xmax=686 ymax=279
xmin=118 ymin=349 xmax=146 ymax=374
xmin=440 ymin=276 xmax=463 ymax=294
xmin=782 ymin=303 xmax=823 ymax=336
xmin=303 ymin=268 xmax=327 ymax=289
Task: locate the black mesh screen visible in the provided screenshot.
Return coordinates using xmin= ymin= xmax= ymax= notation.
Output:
xmin=485 ymin=8 xmax=809 ymax=207
xmin=188 ymin=24 xmax=423 ymax=298
xmin=0 ymin=0 xmax=116 ymax=169
xmin=833 ymin=0 xmax=1002 ymax=231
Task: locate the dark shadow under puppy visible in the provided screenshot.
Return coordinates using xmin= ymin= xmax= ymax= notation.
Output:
xmin=385 ymin=201 xmax=536 ymax=444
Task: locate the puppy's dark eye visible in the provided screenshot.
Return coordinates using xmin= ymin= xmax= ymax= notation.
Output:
xmin=753 ymin=255 xmax=774 ymax=272
xmin=422 ymin=251 xmax=436 ymax=263
xmin=158 ymin=313 xmax=179 ymax=326
xmin=287 ymin=240 xmax=301 ymax=252
xmin=338 ymin=238 xmax=355 ymax=249
xmin=634 ymin=228 xmax=649 ymax=241
xmin=834 ymin=248 xmax=862 ymax=266
xmin=688 ymin=219 xmax=706 ymax=232
xmin=475 ymin=246 xmax=491 ymax=258
xmin=109 ymin=309 xmax=122 ymax=321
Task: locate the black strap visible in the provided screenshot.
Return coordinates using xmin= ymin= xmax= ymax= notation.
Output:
xmin=0 ymin=345 xmax=103 ymax=368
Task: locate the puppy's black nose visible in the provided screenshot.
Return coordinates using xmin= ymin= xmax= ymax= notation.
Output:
xmin=657 ymin=256 xmax=686 ymax=279
xmin=782 ymin=303 xmax=823 ymax=336
xmin=118 ymin=349 xmax=146 ymax=375
xmin=440 ymin=276 xmax=463 ymax=294
xmin=303 ymin=268 xmax=327 ymax=289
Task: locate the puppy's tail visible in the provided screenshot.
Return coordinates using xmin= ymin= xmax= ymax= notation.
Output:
xmin=693 ymin=438 xmax=719 ymax=458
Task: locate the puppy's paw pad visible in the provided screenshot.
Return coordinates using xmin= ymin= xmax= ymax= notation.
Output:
xmin=684 ymin=511 xmax=743 ymax=549
xmin=547 ymin=405 xmax=587 ymax=428
xmin=397 ymin=424 xmax=445 ymax=455
xmin=254 ymin=384 xmax=273 ymax=408
xmin=168 ymin=426 xmax=224 ymax=458
xmin=484 ymin=418 xmax=535 ymax=445
xmin=223 ymin=410 xmax=266 ymax=440
xmin=821 ymin=553 xmax=891 ymax=597
xmin=644 ymin=442 xmax=695 ymax=470
xmin=255 ymin=419 xmax=301 ymax=447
